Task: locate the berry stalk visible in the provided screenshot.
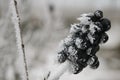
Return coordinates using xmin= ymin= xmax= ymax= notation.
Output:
xmin=47 ymin=61 xmax=70 ymax=80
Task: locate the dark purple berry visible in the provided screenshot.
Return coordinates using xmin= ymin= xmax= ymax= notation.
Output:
xmin=72 ymin=63 xmax=83 ymax=74
xmin=100 ymin=33 xmax=109 ymax=43
xmin=80 ymin=37 xmax=91 ymax=50
xmin=100 ymin=18 xmax=111 ymax=31
xmin=90 ymin=33 xmax=101 ymax=45
xmin=88 ymin=56 xmax=99 ymax=68
xmin=92 ymin=45 xmax=100 ymax=55
xmin=68 ymin=53 xmax=78 ymax=63
xmin=87 ymin=45 xmax=100 ymax=56
xmin=90 ymin=60 xmax=99 ymax=69
xmin=84 ymin=25 xmax=90 ymax=30
xmin=81 ymin=41 xmax=88 ymax=49
xmin=75 ymin=31 xmax=83 ymax=37
xmin=58 ymin=52 xmax=67 ymax=63
xmin=77 ymin=49 xmax=86 ymax=58
xmin=94 ymin=10 xmax=103 ymax=19
xmin=94 ymin=22 xmax=104 ymax=32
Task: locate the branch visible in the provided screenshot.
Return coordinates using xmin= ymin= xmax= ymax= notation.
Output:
xmin=9 ymin=0 xmax=29 ymax=80
xmin=45 ymin=61 xmax=70 ymax=80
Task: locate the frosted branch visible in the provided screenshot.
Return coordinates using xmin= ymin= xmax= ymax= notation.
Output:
xmin=9 ymin=0 xmax=29 ymax=80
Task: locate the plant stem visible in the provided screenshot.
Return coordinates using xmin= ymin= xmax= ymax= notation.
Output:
xmin=46 ymin=61 xmax=70 ymax=80
xmin=10 ymin=0 xmax=29 ymax=80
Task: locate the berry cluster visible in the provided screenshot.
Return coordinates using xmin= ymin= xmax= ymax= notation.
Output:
xmin=57 ymin=10 xmax=111 ymax=74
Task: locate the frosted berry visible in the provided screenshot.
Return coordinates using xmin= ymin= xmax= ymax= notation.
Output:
xmin=75 ymin=31 xmax=83 ymax=37
xmin=77 ymin=50 xmax=90 ymax=67
xmin=88 ymin=56 xmax=99 ymax=69
xmin=72 ymin=63 xmax=83 ymax=74
xmin=87 ymin=45 xmax=100 ymax=56
xmin=94 ymin=10 xmax=103 ymax=20
xmin=100 ymin=33 xmax=109 ymax=43
xmin=68 ymin=53 xmax=78 ymax=63
xmin=80 ymin=38 xmax=91 ymax=50
xmin=58 ymin=52 xmax=67 ymax=63
xmin=90 ymin=60 xmax=99 ymax=69
xmin=90 ymin=33 xmax=101 ymax=45
xmin=100 ymin=18 xmax=111 ymax=31
xmin=94 ymin=22 xmax=104 ymax=32
xmin=92 ymin=46 xmax=100 ymax=55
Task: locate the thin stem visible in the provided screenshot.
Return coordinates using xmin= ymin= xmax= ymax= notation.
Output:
xmin=46 ymin=61 xmax=70 ymax=80
xmin=10 ymin=0 xmax=29 ymax=80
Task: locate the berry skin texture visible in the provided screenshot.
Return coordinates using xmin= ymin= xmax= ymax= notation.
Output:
xmin=94 ymin=10 xmax=103 ymax=20
xmin=88 ymin=56 xmax=99 ymax=69
xmin=94 ymin=22 xmax=104 ymax=32
xmin=90 ymin=60 xmax=99 ymax=69
xmin=87 ymin=45 xmax=100 ymax=56
xmin=72 ymin=63 xmax=83 ymax=74
xmin=77 ymin=38 xmax=91 ymax=50
xmin=58 ymin=52 xmax=67 ymax=63
xmin=100 ymin=33 xmax=109 ymax=43
xmin=92 ymin=46 xmax=100 ymax=55
xmin=100 ymin=18 xmax=111 ymax=31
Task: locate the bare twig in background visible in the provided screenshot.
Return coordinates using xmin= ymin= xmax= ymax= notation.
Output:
xmin=9 ymin=0 xmax=29 ymax=80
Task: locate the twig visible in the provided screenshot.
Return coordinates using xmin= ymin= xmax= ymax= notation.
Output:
xmin=46 ymin=61 xmax=70 ymax=80
xmin=9 ymin=0 xmax=29 ymax=80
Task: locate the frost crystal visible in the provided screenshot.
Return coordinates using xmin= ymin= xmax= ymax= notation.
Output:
xmin=75 ymin=38 xmax=83 ymax=48
xmin=70 ymin=24 xmax=81 ymax=34
xmin=77 ymin=13 xmax=92 ymax=25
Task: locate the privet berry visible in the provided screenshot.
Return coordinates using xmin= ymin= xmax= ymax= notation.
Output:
xmin=100 ymin=33 xmax=109 ymax=43
xmin=94 ymin=10 xmax=103 ymax=20
xmin=100 ymin=18 xmax=111 ymax=31
xmin=71 ymin=63 xmax=83 ymax=74
xmin=94 ymin=22 xmax=104 ymax=32
xmin=58 ymin=51 xmax=67 ymax=63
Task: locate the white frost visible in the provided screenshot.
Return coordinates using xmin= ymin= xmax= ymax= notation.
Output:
xmin=70 ymin=24 xmax=81 ymax=34
xmin=89 ymin=23 xmax=100 ymax=35
xmin=9 ymin=0 xmax=29 ymax=80
xmin=10 ymin=0 xmax=23 ymax=55
xmin=77 ymin=13 xmax=93 ymax=25
xmin=68 ymin=46 xmax=77 ymax=55
xmin=64 ymin=35 xmax=73 ymax=46
xmin=75 ymin=38 xmax=83 ymax=48
xmin=88 ymin=33 xmax=95 ymax=44
xmin=48 ymin=61 xmax=70 ymax=80
xmin=88 ymin=23 xmax=101 ymax=44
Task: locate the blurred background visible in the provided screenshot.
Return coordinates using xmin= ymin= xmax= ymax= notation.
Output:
xmin=0 ymin=0 xmax=120 ymax=80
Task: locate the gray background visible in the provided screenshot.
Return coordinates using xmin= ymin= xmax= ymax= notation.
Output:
xmin=0 ymin=0 xmax=120 ymax=80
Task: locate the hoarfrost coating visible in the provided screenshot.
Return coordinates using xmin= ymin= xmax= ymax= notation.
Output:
xmin=57 ymin=10 xmax=111 ymax=74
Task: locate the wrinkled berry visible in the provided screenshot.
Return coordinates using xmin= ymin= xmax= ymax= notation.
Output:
xmin=75 ymin=37 xmax=91 ymax=50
